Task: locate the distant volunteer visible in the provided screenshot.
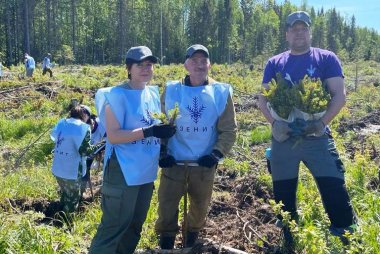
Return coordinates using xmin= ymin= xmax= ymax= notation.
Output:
xmin=51 ymin=105 xmax=94 ymax=213
xmin=24 ymin=53 xmax=35 ymax=77
xmin=80 ymin=105 xmax=106 ymax=195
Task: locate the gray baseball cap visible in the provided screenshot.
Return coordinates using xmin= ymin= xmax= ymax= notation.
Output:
xmin=185 ymin=44 xmax=209 ymax=59
xmin=80 ymin=105 xmax=92 ymax=116
xmin=286 ymin=11 xmax=311 ymax=27
xmin=125 ymin=46 xmax=158 ymax=64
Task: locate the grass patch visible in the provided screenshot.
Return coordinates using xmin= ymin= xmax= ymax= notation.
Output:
xmin=250 ymin=125 xmax=271 ymax=144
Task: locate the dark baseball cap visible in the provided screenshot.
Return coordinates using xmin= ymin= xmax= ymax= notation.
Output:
xmin=185 ymin=44 xmax=209 ymax=59
xmin=125 ymin=46 xmax=158 ymax=64
xmin=286 ymin=11 xmax=311 ymax=27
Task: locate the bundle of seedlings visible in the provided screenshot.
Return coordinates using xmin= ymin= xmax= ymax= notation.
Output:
xmin=263 ymin=74 xmax=330 ymax=121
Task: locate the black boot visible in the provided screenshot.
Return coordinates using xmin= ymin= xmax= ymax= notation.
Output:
xmin=159 ymin=236 xmax=175 ymax=249
xmin=283 ymin=226 xmax=295 ymax=252
xmin=185 ymin=231 xmax=199 ymax=248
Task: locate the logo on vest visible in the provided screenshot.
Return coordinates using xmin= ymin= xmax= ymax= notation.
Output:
xmin=187 ymin=97 xmax=206 ymax=124
xmin=56 ymin=132 xmax=64 ymax=148
xmin=135 ymin=110 xmax=160 ymax=146
xmin=140 ymin=110 xmax=154 ymax=126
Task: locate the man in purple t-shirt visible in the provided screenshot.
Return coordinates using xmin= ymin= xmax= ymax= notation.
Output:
xmin=258 ymin=11 xmax=356 ymax=248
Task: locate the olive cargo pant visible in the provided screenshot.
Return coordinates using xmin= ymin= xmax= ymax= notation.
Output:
xmin=89 ymin=153 xmax=154 ymax=254
xmin=155 ymin=164 xmax=216 ymax=236
xmin=55 ymin=176 xmax=83 ymax=213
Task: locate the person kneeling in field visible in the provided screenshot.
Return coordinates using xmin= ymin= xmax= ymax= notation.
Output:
xmin=50 ymin=105 xmax=95 ymax=213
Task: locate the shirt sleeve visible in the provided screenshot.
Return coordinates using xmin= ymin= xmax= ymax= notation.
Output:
xmin=322 ymin=52 xmax=344 ymax=80
xmin=262 ymin=60 xmax=276 ymax=84
xmin=213 ymin=94 xmax=237 ymax=156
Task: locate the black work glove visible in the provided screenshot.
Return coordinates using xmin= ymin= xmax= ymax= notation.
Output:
xmin=159 ymin=155 xmax=176 ymax=168
xmin=142 ymin=124 xmax=176 ymax=138
xmin=198 ymin=149 xmax=223 ymax=168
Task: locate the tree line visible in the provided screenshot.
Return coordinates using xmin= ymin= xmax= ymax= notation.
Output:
xmin=0 ymin=0 xmax=379 ymax=66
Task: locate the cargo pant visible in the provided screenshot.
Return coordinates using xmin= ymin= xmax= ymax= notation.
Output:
xmin=155 ymin=164 xmax=216 ymax=237
xmin=270 ymin=134 xmax=356 ymax=228
xmin=89 ymin=153 xmax=154 ymax=254
xmin=56 ymin=176 xmax=83 ymax=213
xmin=42 ymin=67 xmax=53 ymax=77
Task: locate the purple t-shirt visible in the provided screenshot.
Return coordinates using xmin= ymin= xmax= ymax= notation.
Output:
xmin=262 ymin=47 xmax=344 ymax=85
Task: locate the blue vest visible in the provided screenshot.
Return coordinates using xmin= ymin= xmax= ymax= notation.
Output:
xmin=90 ymin=117 xmax=106 ymax=145
xmin=95 ymin=85 xmax=161 ymax=185
xmin=165 ymin=81 xmax=231 ymax=161
xmin=26 ymin=56 xmax=35 ymax=69
xmin=51 ymin=118 xmax=90 ymax=180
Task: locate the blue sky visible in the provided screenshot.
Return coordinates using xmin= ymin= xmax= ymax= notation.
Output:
xmin=281 ymin=0 xmax=380 ymax=32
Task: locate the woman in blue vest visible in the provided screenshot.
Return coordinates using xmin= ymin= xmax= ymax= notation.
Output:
xmin=51 ymin=105 xmax=93 ymax=213
xmin=89 ymin=46 xmax=176 ymax=254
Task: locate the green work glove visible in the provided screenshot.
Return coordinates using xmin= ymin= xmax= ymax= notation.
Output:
xmin=304 ymin=120 xmax=326 ymax=136
xmin=272 ymin=120 xmax=292 ymax=142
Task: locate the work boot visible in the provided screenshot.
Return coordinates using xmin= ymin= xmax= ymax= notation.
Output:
xmin=185 ymin=231 xmax=199 ymax=248
xmin=283 ymin=226 xmax=295 ymax=252
xmin=275 ymin=220 xmax=294 ymax=253
xmin=159 ymin=236 xmax=175 ymax=249
xmin=329 ymin=224 xmax=356 ymax=245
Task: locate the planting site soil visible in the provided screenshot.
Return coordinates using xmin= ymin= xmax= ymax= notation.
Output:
xmin=1 ymin=81 xmax=379 ymax=253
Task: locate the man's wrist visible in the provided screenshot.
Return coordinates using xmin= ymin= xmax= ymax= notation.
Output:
xmin=211 ymin=149 xmax=224 ymax=161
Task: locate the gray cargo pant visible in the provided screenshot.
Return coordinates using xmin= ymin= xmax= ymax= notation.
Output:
xmin=270 ymin=134 xmax=355 ymax=228
xmin=89 ymin=153 xmax=154 ymax=254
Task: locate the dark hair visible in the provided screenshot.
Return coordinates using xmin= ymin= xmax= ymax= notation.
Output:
xmin=126 ymin=63 xmax=133 ymax=79
xmin=68 ymin=106 xmax=87 ymax=122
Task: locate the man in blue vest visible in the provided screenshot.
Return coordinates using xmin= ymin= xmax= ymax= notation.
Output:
xmin=155 ymin=44 xmax=237 ymax=249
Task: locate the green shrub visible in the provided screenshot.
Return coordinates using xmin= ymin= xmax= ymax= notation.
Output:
xmin=250 ymin=125 xmax=271 ymax=144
